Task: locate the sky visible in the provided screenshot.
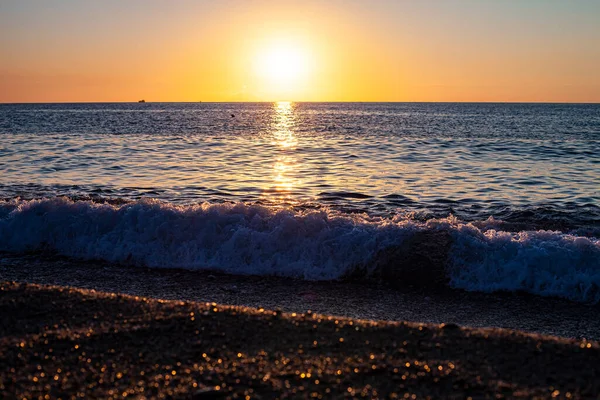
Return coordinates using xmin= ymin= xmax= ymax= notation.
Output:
xmin=1 ymin=0 xmax=599 ymax=102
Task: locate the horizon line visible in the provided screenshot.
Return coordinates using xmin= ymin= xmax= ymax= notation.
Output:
xmin=1 ymin=100 xmax=599 ymax=105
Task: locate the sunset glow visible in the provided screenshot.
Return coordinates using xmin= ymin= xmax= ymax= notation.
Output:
xmin=1 ymin=1 xmax=599 ymax=102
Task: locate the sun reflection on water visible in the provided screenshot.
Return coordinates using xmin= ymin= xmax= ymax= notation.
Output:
xmin=272 ymin=101 xmax=298 ymax=149
xmin=266 ymin=101 xmax=300 ymax=203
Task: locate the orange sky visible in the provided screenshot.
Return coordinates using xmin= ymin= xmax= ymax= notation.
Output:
xmin=1 ymin=0 xmax=599 ymax=102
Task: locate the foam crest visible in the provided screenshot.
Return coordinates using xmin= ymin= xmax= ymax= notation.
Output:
xmin=449 ymin=225 xmax=600 ymax=303
xmin=0 ymin=198 xmax=414 ymax=279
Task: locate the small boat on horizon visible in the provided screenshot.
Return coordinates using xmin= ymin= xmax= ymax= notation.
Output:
xmin=138 ymin=100 xmax=146 ymax=103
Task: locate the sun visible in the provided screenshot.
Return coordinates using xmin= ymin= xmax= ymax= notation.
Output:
xmin=259 ymin=47 xmax=304 ymax=82
xmin=254 ymin=42 xmax=311 ymax=91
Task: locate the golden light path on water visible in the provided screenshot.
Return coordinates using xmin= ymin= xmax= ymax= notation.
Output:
xmin=265 ymin=101 xmax=301 ymax=204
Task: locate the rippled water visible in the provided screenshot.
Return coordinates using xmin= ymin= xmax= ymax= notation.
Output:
xmin=1 ymin=102 xmax=599 ymax=228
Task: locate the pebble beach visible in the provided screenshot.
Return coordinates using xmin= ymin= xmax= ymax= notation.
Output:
xmin=2 ymin=281 xmax=600 ymax=399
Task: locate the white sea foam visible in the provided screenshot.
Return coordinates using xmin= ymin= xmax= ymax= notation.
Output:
xmin=0 ymin=198 xmax=599 ymax=302
xmin=448 ymin=225 xmax=600 ymax=303
xmin=0 ymin=198 xmax=415 ymax=279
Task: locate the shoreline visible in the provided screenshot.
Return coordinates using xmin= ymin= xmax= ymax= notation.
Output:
xmin=2 ymin=253 xmax=600 ymax=340
xmin=1 ymin=281 xmax=599 ymax=398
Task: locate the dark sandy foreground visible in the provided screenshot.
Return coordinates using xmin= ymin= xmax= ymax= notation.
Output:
xmin=1 ymin=282 xmax=599 ymax=399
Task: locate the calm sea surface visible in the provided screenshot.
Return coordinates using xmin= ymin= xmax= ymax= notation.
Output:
xmin=1 ymin=102 xmax=599 ymax=228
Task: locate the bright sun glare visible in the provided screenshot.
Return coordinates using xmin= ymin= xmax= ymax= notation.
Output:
xmin=255 ymin=43 xmax=310 ymax=88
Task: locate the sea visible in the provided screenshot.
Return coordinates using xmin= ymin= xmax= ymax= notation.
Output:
xmin=1 ymin=102 xmax=599 ymax=304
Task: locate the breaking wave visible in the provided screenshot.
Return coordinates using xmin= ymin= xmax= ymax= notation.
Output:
xmin=1 ymin=198 xmax=599 ymax=303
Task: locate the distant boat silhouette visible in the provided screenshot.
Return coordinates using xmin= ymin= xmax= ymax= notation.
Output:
xmin=138 ymin=100 xmax=146 ymax=103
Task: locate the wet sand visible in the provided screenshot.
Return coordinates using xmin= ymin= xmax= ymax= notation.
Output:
xmin=1 ymin=281 xmax=599 ymax=399
xmin=1 ymin=253 xmax=599 ymax=340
